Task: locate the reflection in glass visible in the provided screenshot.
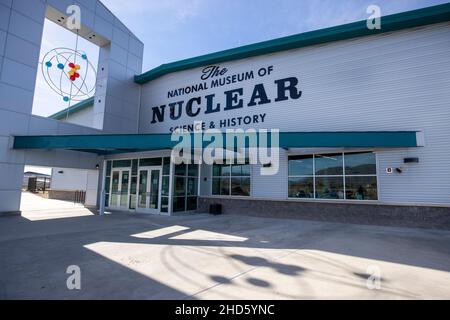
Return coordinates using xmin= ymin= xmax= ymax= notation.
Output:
xmin=105 ymin=177 xmax=110 ymax=193
xmin=187 ymin=197 xmax=197 ymax=211
xmin=173 ymin=197 xmax=185 ymax=212
xmin=241 ymin=164 xmax=251 ymax=176
xmin=345 ymin=176 xmax=378 ymax=200
xmin=129 ymin=176 xmax=137 ymax=209
xmin=231 ymin=177 xmax=250 ymax=196
xmin=220 ymin=177 xmax=230 ymax=195
xmin=187 ymin=177 xmax=198 ymax=195
xmin=120 ymin=171 xmax=129 ymax=207
xmin=163 ymin=157 xmax=171 ymax=175
xmin=161 ymin=197 xmax=169 ymax=213
xmin=110 ymin=171 xmax=119 ymax=206
xmin=138 ymin=171 xmax=148 ymax=208
xmin=231 ymin=165 xmax=242 ymax=176
xmin=174 ymin=176 xmax=186 ymax=196
xmin=149 ymin=170 xmax=160 ymax=209
xmin=315 ymin=154 xmax=343 ymax=175
xmin=212 ymin=178 xmax=220 ymax=195
xmin=345 ymin=152 xmax=376 ymax=175
xmin=288 ymin=177 xmax=314 ymax=198
xmin=106 ymin=161 xmax=112 ymax=176
xmin=140 ymin=158 xmax=162 ymax=167
xmin=188 ymin=164 xmax=198 ymax=177
xmin=315 ymin=176 xmax=344 ymax=199
xmin=175 ymin=164 xmax=186 ymax=176
xmin=161 ymin=176 xmax=170 ymax=196
xmin=132 ymin=159 xmax=138 ymax=175
xmin=113 ymin=160 xmax=131 ymax=168
xmin=289 ymin=155 xmax=314 ymax=176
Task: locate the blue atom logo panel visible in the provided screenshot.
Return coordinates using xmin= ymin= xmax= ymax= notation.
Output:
xmin=42 ymin=48 xmax=97 ymax=103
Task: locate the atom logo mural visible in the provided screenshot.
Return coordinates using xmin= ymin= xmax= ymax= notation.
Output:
xmin=41 ymin=47 xmax=97 ymax=103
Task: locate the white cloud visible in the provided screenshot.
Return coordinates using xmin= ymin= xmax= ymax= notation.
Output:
xmin=102 ymin=0 xmax=205 ymax=22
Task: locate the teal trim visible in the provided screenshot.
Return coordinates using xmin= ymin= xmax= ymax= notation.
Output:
xmin=48 ymin=97 xmax=95 ymax=120
xmin=134 ymin=3 xmax=450 ymax=84
xmin=13 ymin=131 xmax=418 ymax=155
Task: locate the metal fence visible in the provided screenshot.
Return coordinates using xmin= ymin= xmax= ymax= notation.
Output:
xmin=27 ymin=177 xmax=51 ymax=193
xmin=74 ymin=190 xmax=86 ymax=205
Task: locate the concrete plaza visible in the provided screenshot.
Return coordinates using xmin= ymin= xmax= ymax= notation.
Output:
xmin=0 ymin=193 xmax=449 ymax=299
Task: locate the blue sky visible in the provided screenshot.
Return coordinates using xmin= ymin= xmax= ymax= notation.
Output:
xmin=102 ymin=0 xmax=449 ymax=71
xmin=32 ymin=0 xmax=449 ymax=119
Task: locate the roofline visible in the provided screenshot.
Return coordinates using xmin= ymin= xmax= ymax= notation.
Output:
xmin=48 ymin=97 xmax=95 ymax=120
xmin=134 ymin=3 xmax=450 ymax=84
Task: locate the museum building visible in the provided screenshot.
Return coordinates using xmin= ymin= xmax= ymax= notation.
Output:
xmin=2 ymin=2 xmax=450 ymax=228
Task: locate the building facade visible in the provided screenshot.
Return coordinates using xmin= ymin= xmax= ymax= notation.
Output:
xmin=2 ymin=2 xmax=450 ymax=228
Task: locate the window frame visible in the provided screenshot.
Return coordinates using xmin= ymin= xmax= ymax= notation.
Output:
xmin=288 ymin=152 xmax=378 ymax=201
xmin=212 ymin=162 xmax=251 ymax=197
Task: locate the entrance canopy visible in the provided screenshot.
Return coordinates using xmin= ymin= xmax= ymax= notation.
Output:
xmin=13 ymin=131 xmax=422 ymax=155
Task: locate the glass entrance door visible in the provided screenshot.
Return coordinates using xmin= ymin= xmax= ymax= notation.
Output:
xmin=109 ymin=169 xmax=130 ymax=209
xmin=137 ymin=167 xmax=162 ymax=214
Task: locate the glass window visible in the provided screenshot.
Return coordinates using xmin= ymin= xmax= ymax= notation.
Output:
xmin=289 ymin=155 xmax=313 ymax=176
xmin=105 ymin=177 xmax=110 ymax=193
xmin=241 ymin=164 xmax=251 ymax=176
xmin=231 ymin=177 xmax=250 ymax=196
xmin=288 ymin=152 xmax=378 ymax=201
xmin=132 ymin=159 xmax=138 ymax=176
xmin=219 ymin=177 xmax=230 ymax=195
xmin=188 ymin=164 xmax=198 ymax=177
xmin=161 ymin=197 xmax=169 ymax=213
xmin=288 ymin=177 xmax=314 ymax=198
xmin=212 ymin=178 xmax=220 ymax=195
xmin=231 ymin=165 xmax=242 ymax=176
xmin=163 ymin=157 xmax=171 ymax=175
xmin=315 ymin=154 xmax=343 ymax=175
xmin=187 ymin=177 xmax=198 ymax=196
xmin=129 ymin=176 xmax=137 ymax=210
xmin=113 ymin=160 xmax=131 ymax=168
xmin=212 ymin=164 xmax=221 ymax=176
xmin=175 ymin=164 xmax=187 ymax=176
xmin=140 ymin=158 xmax=162 ymax=167
xmin=161 ymin=176 xmax=170 ymax=197
xmin=174 ymin=176 xmax=186 ymax=196
xmin=212 ymin=163 xmax=251 ymax=196
xmin=345 ymin=176 xmax=378 ymax=200
xmin=221 ymin=164 xmax=231 ymax=176
xmin=106 ymin=161 xmax=112 ymax=176
xmin=345 ymin=152 xmax=376 ymax=175
xmin=187 ymin=197 xmax=197 ymax=211
xmin=173 ymin=197 xmax=185 ymax=212
xmin=315 ymin=176 xmax=344 ymax=199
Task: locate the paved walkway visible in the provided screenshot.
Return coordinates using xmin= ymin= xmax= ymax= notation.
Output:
xmin=20 ymin=192 xmax=95 ymax=221
xmin=0 ymin=195 xmax=449 ymax=299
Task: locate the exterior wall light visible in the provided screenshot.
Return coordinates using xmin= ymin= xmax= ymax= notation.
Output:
xmin=404 ymin=157 xmax=419 ymax=164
